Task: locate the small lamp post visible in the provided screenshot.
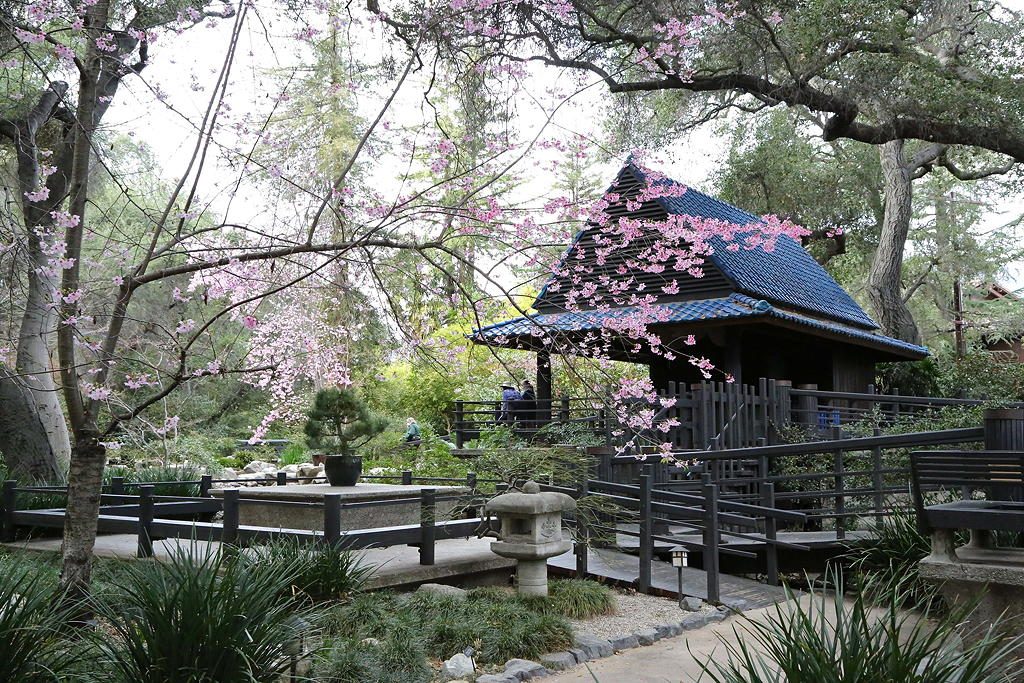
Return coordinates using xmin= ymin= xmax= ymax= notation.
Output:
xmin=671 ymin=546 xmax=689 ymax=609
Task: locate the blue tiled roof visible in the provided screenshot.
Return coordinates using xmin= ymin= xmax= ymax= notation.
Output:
xmin=629 ymin=163 xmax=879 ymax=330
xmin=472 ymin=294 xmax=928 ymax=358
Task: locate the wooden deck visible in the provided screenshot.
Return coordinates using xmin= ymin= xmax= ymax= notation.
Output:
xmin=547 ymin=547 xmax=790 ymax=609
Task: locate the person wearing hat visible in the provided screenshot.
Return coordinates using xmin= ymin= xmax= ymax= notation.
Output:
xmin=499 ymin=383 xmax=521 ymax=424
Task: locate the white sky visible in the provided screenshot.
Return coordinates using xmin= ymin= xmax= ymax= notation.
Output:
xmin=105 ymin=3 xmax=1024 ymax=291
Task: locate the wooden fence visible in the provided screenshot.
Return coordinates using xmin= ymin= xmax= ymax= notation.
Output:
xmin=453 ymin=379 xmax=1024 ymax=452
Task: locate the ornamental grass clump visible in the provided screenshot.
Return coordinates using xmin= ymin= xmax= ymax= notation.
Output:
xmin=698 ymin=568 xmax=1023 ymax=683
xmin=546 ymin=579 xmax=617 ymax=618
xmin=844 ymin=506 xmax=966 ymax=611
xmin=0 ymin=555 xmax=83 ymax=682
xmin=251 ymin=537 xmax=376 ymax=602
xmin=94 ymin=545 xmax=316 ymax=683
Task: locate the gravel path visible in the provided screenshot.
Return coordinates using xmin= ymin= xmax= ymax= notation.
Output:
xmin=570 ymin=588 xmax=710 ymax=639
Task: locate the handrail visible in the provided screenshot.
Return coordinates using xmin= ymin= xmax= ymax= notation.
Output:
xmin=788 ymin=388 xmax=1024 ymax=408
xmin=613 ymin=427 xmax=984 ymax=463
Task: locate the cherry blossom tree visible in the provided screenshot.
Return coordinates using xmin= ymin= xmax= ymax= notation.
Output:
xmin=1 ymin=0 xmax=815 ymax=599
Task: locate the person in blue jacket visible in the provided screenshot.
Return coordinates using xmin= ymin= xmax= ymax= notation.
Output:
xmin=499 ymin=383 xmax=521 ymax=424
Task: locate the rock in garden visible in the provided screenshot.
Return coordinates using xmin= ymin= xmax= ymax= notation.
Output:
xmin=608 ymin=634 xmax=639 ymax=651
xmin=655 ymin=622 xmax=682 ymax=639
xmin=475 ymin=675 xmax=518 ymax=683
xmin=297 ymin=463 xmax=323 ymax=479
xmin=440 ymin=653 xmax=474 ymax=680
xmin=573 ymin=633 xmax=613 ymax=659
xmin=282 ymin=464 xmax=300 ymax=474
xmin=416 ymin=583 xmax=468 ymax=599
xmin=634 ymin=628 xmax=660 ymax=646
xmin=503 ymin=659 xmax=548 ymax=680
xmin=539 ymin=652 xmax=577 ymax=671
xmin=683 ymin=596 xmax=704 ymax=611
xmin=679 ymin=612 xmax=711 ymax=630
xmin=243 ymin=460 xmax=273 ymax=474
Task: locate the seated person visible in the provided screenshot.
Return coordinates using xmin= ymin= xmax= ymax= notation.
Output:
xmin=403 ymin=417 xmax=422 ymax=445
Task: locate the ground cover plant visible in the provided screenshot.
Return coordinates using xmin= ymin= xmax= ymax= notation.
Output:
xmin=697 ymin=569 xmax=1023 ymax=683
xmin=315 ymin=580 xmax=616 ymax=680
xmin=0 ymin=542 xmax=616 ymax=682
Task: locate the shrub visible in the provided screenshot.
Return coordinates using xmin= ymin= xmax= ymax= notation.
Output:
xmin=278 ymin=441 xmax=308 ymax=465
xmin=534 ymin=421 xmax=606 ymax=447
xmin=122 ymin=464 xmax=207 ymax=497
xmin=0 ymin=555 xmax=82 ymax=682
xmin=324 ymin=587 xmax=575 ymax=669
xmin=94 ymin=545 xmax=315 ymax=683
xmin=697 ymin=568 xmax=1023 ymax=683
xmin=843 ymin=507 xmax=965 ymax=611
xmin=314 ymin=632 xmax=432 ymax=683
xmin=250 ymin=538 xmax=376 ymax=602
xmin=545 ymin=579 xmax=617 ymax=618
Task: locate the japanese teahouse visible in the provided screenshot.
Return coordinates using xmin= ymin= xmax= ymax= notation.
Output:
xmin=471 ymin=162 xmax=928 ymax=404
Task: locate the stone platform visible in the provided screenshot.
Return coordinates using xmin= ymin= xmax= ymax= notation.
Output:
xmin=209 ymin=482 xmax=470 ymax=531
xmin=4 ymin=535 xmax=514 ymax=590
xmin=921 ymin=546 xmax=1024 ymax=661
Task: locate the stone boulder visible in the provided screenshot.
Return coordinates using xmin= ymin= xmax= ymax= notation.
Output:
xmin=416 ymin=583 xmax=468 ymax=599
xmin=440 ymin=653 xmax=474 ymax=680
xmin=243 ymin=460 xmax=274 ymax=474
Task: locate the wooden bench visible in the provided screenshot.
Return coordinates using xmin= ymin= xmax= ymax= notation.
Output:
xmin=910 ymin=450 xmax=1024 ymax=562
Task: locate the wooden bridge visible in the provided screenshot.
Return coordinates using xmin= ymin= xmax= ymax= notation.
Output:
xmin=2 ymin=411 xmax=1019 ymax=608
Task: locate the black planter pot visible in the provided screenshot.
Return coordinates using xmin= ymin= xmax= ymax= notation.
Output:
xmin=324 ymin=454 xmax=362 ymax=487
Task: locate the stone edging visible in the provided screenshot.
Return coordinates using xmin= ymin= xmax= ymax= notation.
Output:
xmin=467 ymin=602 xmax=744 ymax=683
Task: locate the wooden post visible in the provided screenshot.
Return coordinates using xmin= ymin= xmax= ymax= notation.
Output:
xmin=2 ymin=480 xmax=17 ymax=543
xmin=795 ymin=383 xmax=818 ymax=428
xmin=454 ymin=400 xmax=465 ymax=448
xmin=703 ymin=474 xmax=721 ymax=604
xmin=402 ymin=470 xmax=413 ymax=486
xmin=776 ymin=380 xmax=793 ymax=430
xmin=537 ymin=350 xmax=553 ymax=425
xmin=420 ymin=488 xmax=436 ymax=566
xmin=137 ymin=485 xmax=155 ymax=558
xmin=638 ymin=473 xmax=653 ymax=594
xmin=834 ymin=447 xmax=846 ymax=541
xmin=574 ymin=479 xmax=589 ymax=579
xmin=984 ymin=409 xmax=1024 ymax=450
xmin=466 ymin=471 xmax=477 ymax=491
xmin=763 ymin=482 xmax=779 ymax=587
xmin=111 ymin=476 xmax=126 ymax=496
xmin=199 ymin=474 xmax=212 ymax=497
xmin=276 ymin=471 xmax=287 ymax=486
xmin=323 ymin=494 xmax=342 ymax=547
xmin=222 ymin=488 xmax=240 ymax=547
xmin=559 ymin=396 xmax=570 ymax=423
xmin=872 ymin=426 xmax=884 ymax=521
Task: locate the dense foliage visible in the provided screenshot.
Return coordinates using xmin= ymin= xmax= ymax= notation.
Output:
xmin=699 ymin=568 xmax=1023 ymax=683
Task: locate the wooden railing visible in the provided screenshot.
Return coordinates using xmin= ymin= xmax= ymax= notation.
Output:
xmin=453 ymin=379 xmax=1024 ymax=452
xmin=557 ymin=426 xmax=989 ymax=602
xmin=1 ymin=471 xmax=498 ymax=564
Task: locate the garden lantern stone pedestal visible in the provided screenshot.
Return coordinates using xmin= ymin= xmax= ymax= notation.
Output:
xmin=484 ymin=480 xmax=575 ymax=596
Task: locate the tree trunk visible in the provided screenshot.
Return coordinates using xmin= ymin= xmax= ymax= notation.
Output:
xmin=57 ymin=430 xmax=106 ymax=604
xmin=0 ymin=370 xmax=69 ymax=481
xmin=867 ymin=140 xmax=922 ymax=344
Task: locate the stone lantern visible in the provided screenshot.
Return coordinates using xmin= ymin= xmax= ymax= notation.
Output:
xmin=484 ymin=480 xmax=576 ymax=596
